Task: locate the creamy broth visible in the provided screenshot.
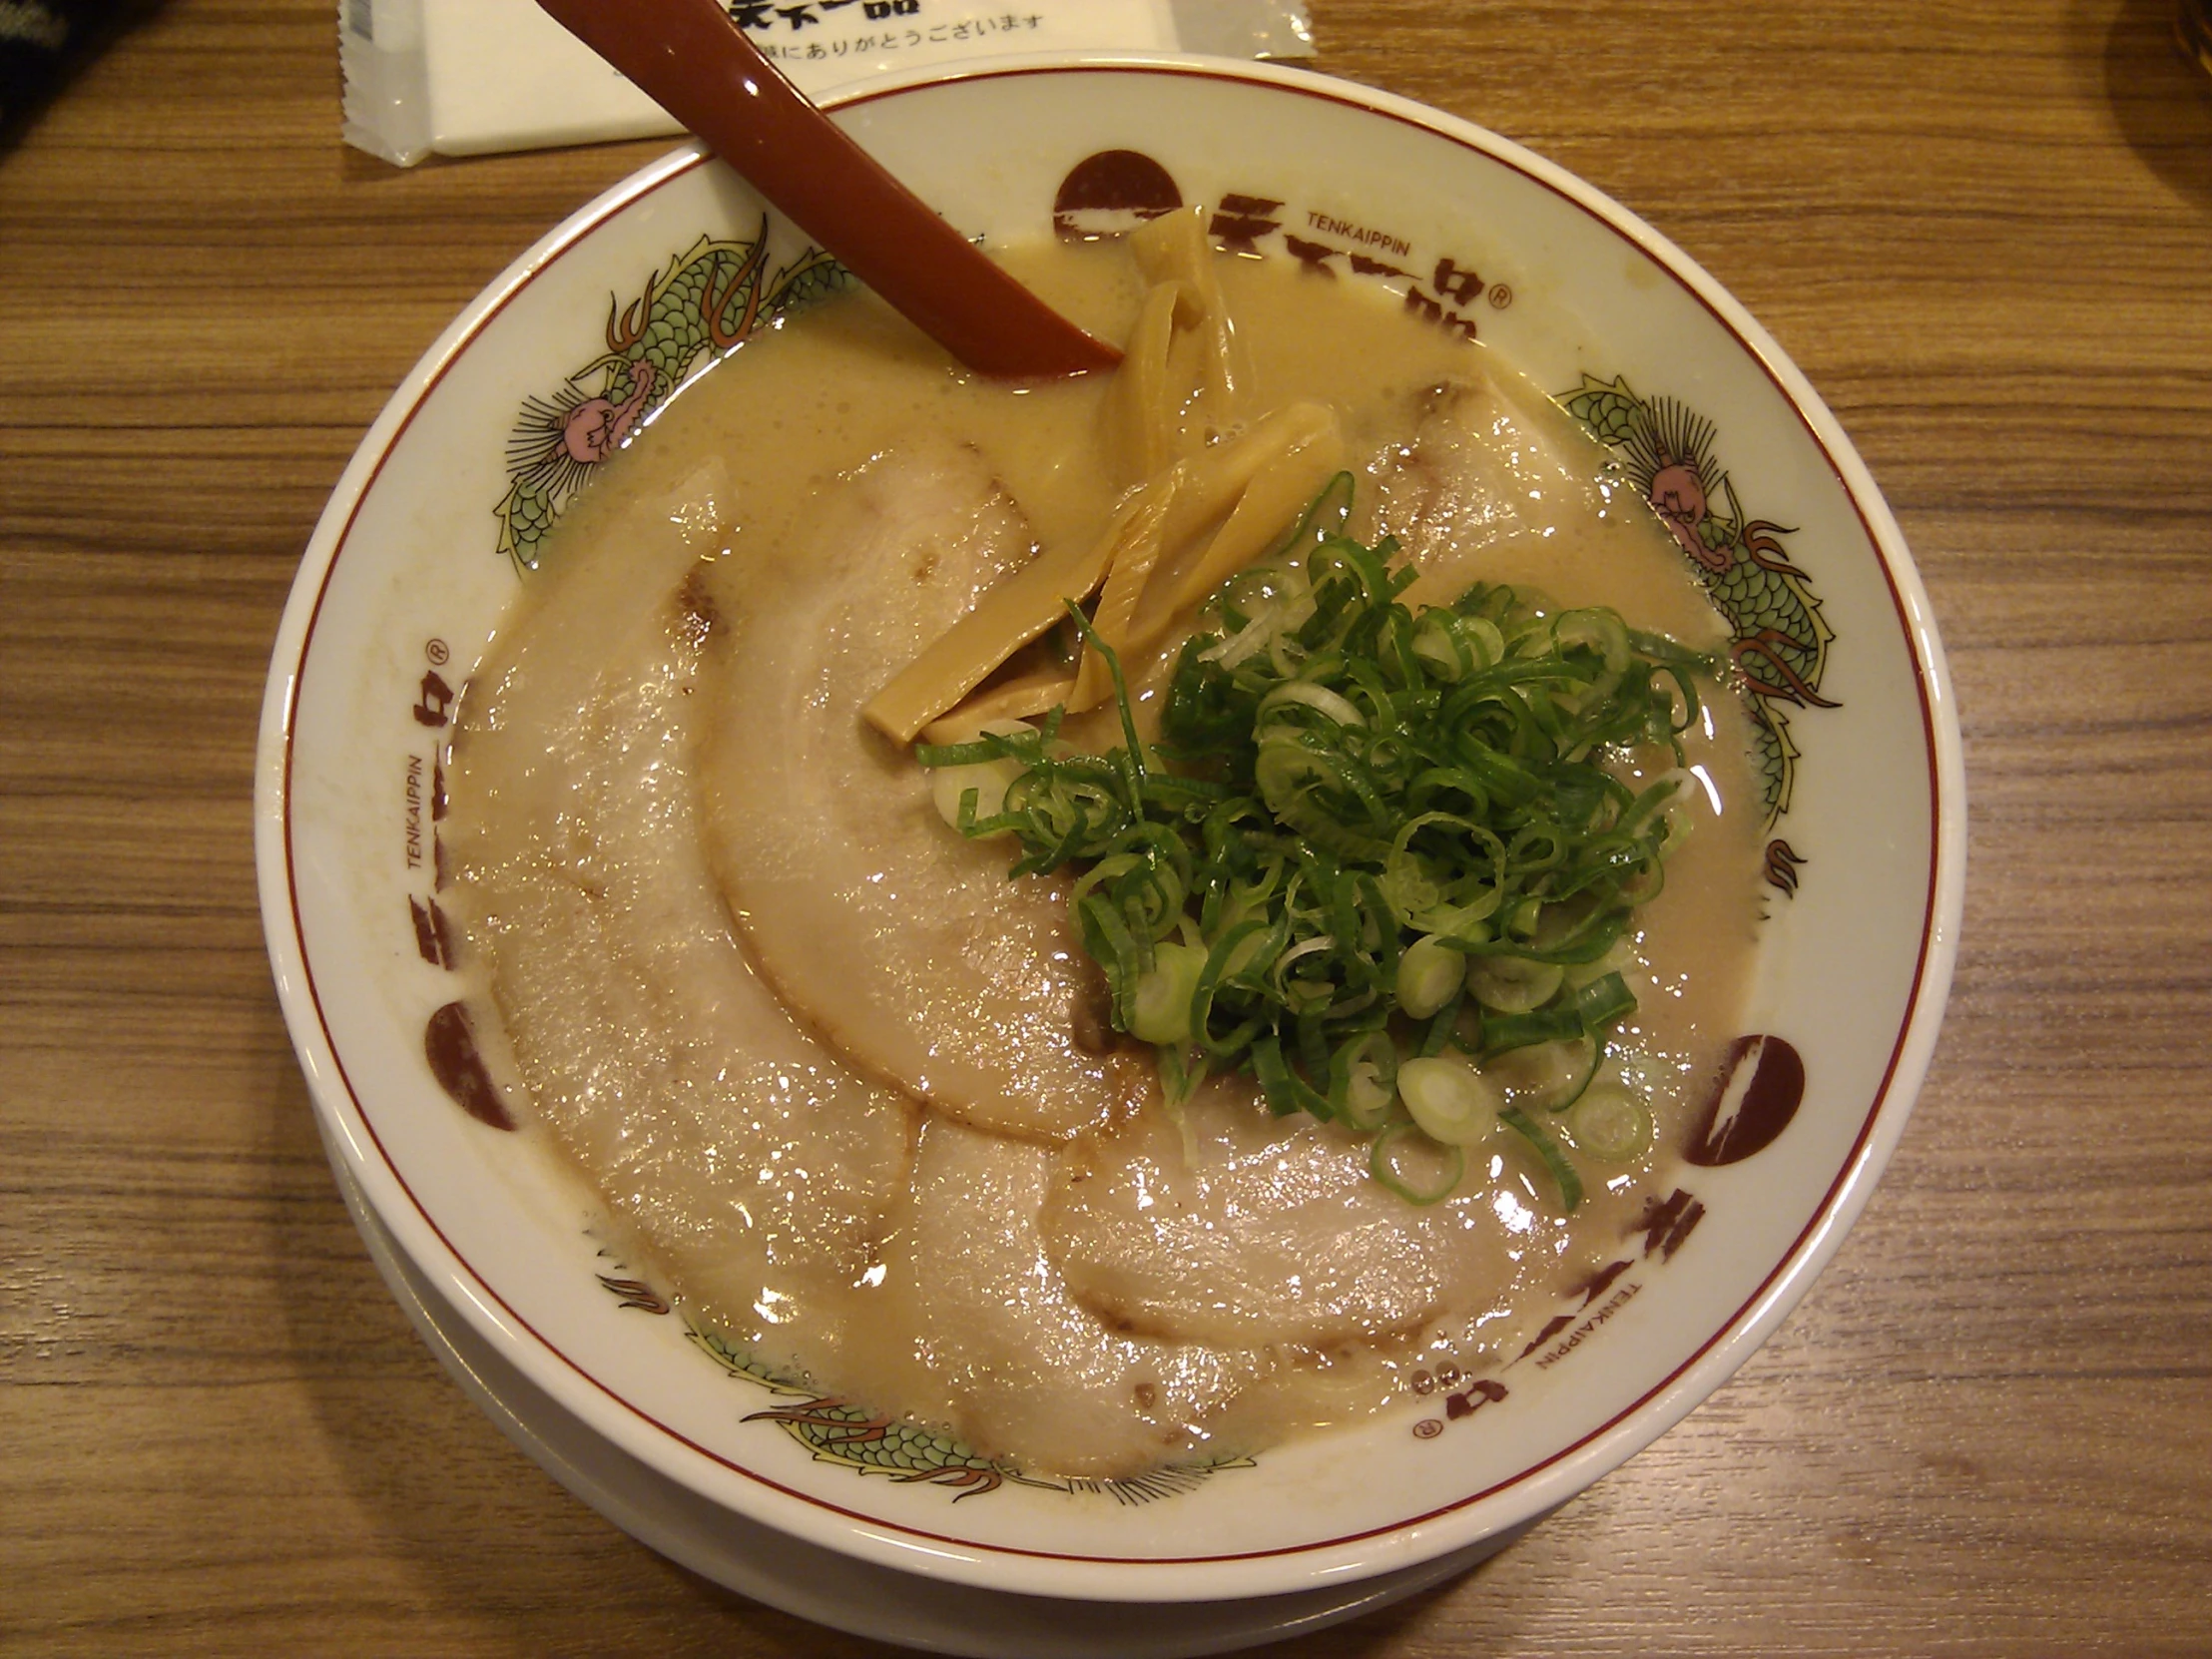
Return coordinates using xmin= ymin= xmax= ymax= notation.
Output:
xmin=447 ymin=240 xmax=1764 ymax=1477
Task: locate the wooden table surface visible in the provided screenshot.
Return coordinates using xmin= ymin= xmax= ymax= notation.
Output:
xmin=4 ymin=0 xmax=2209 ymax=1653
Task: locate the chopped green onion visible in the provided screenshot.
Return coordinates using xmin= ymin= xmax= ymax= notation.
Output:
xmin=912 ymin=475 xmax=1722 ymax=1211
xmin=1251 ymin=1031 xmax=1332 ymax=1120
xmin=1574 ymin=970 xmax=1637 ymax=1030
xmin=1499 ymin=1104 xmax=1584 ymax=1213
xmin=1483 ymin=1034 xmax=1602 ymax=1114
xmin=1552 ymin=607 xmax=1630 ymax=675
xmin=1566 ymin=1083 xmax=1654 ymax=1162
xmin=1398 ymin=1055 xmax=1502 ymax=1146
xmin=1478 ymin=966 xmax=1637 ymax=1058
xmin=1394 ymin=934 xmax=1466 ymax=1020
xmin=1464 ymin=953 xmax=1564 ymax=1014
xmin=1329 ymin=1029 xmax=1399 ymax=1132
xmin=1258 ymin=680 xmax=1367 ymax=732
xmin=1479 ymin=1001 xmax=1587 ymax=1056
xmin=1563 ymin=935 xmax=1637 ymax=989
xmin=1129 ymin=942 xmax=1207 ymax=1045
xmin=1371 ymin=1122 xmax=1466 ymax=1205
xmin=925 ymin=720 xmax=1044 ymax=836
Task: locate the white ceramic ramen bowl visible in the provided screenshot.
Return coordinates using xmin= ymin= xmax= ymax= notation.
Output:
xmin=257 ymin=50 xmax=1963 ymax=1645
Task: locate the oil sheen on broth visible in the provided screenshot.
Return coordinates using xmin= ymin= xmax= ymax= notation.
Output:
xmin=446 ymin=234 xmax=1764 ymax=1479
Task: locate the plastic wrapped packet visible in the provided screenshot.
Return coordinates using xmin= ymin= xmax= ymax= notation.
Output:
xmin=340 ymin=0 xmax=1314 ymax=168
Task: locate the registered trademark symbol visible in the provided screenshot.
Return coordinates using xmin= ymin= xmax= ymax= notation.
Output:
xmin=1487 ymin=282 xmax=1513 ymax=309
xmin=425 ymin=638 xmax=450 ymax=667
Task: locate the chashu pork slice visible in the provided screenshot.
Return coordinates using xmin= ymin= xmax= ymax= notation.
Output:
xmin=1041 ymin=1078 xmax=1535 ymax=1352
xmin=447 ymin=468 xmax=915 ymax=1369
xmin=698 ymin=440 xmax=1149 ymax=1143
xmin=878 ymin=1116 xmax=1274 ymax=1477
xmin=1359 ymin=371 xmax=1624 ymax=609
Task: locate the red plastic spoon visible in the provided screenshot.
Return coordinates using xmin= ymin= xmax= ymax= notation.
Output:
xmin=536 ymin=0 xmax=1122 ymax=378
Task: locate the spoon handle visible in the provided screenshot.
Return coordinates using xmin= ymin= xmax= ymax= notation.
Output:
xmin=537 ymin=0 xmax=1122 ymax=378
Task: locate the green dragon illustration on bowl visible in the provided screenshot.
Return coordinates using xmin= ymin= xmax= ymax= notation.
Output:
xmin=684 ymin=1320 xmax=1251 ymax=1503
xmin=1560 ymin=375 xmax=1835 ymax=864
xmin=494 ymin=216 xmax=849 ymax=574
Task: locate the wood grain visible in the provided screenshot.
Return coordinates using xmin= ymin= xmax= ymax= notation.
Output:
xmin=3 ymin=0 xmax=2209 ymax=1653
